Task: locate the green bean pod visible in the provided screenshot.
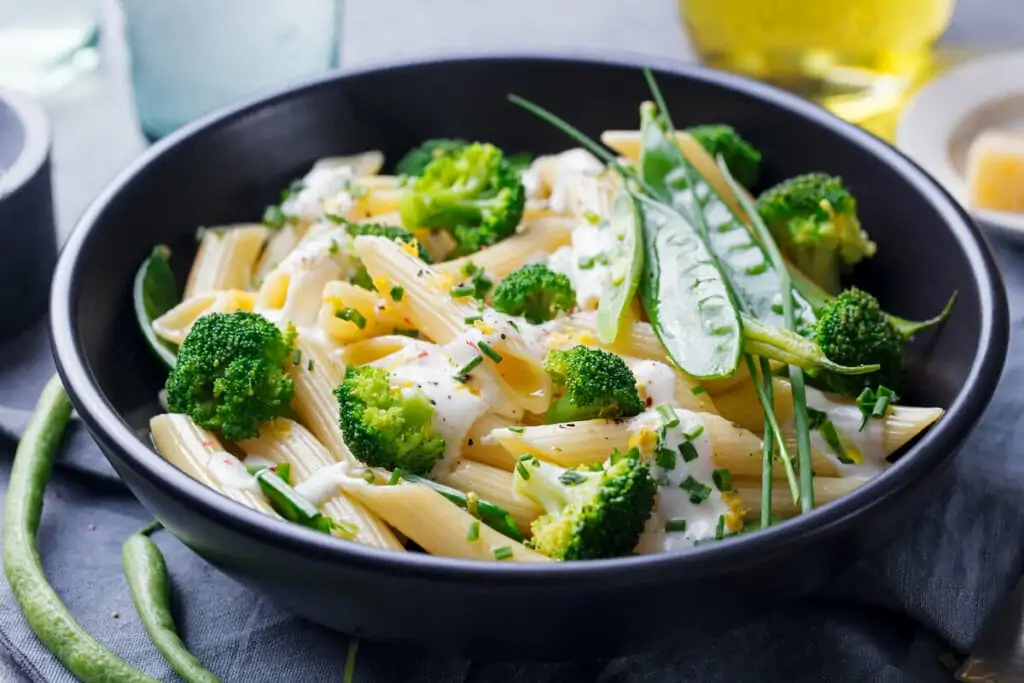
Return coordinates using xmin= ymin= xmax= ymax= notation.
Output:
xmin=123 ymin=531 xmax=221 ymax=683
xmin=3 ymin=376 xmax=158 ymax=683
xmin=595 ymin=190 xmax=644 ymax=344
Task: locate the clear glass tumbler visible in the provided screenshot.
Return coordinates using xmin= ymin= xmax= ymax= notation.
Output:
xmin=0 ymin=0 xmax=101 ymax=94
xmin=121 ymin=0 xmax=341 ymax=141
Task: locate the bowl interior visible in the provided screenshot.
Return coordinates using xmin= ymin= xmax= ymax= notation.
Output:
xmin=56 ymin=57 xmax=1001 ymax=579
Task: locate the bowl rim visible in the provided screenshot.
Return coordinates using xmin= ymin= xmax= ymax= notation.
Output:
xmin=50 ymin=51 xmax=1009 ymax=586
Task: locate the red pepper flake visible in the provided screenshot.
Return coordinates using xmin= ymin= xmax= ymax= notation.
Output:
xmin=466 ymin=340 xmax=478 ymax=350
xmin=201 ymin=439 xmax=215 ymax=447
xmin=645 ymin=397 xmax=653 ymax=408
xmin=223 ymin=458 xmax=233 ymax=465
xmin=403 ymin=317 xmax=413 ymax=325
xmin=417 ymin=351 xmax=429 ymax=359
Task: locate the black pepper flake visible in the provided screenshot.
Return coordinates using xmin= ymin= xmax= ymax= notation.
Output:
xmin=417 ymin=269 xmax=425 ymax=277
xmin=430 ymin=399 xmax=437 ymax=405
xmin=500 ymin=333 xmax=507 ymax=340
xmin=566 ymin=423 xmax=576 ymax=427
xmin=468 ymin=438 xmax=474 ymax=446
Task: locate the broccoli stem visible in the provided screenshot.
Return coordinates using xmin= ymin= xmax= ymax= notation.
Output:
xmin=514 ymin=458 xmax=573 ymax=515
xmin=741 ymin=314 xmax=879 ymax=376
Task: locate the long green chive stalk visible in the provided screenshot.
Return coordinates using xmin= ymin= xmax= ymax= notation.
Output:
xmin=641 ymin=66 xmax=800 ymax=507
xmin=719 ymin=158 xmax=815 ymax=512
xmin=758 ymin=357 xmax=775 ymax=527
xmin=507 ymin=95 xmax=658 ymax=198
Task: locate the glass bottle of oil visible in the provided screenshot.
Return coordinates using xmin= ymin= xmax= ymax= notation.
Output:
xmin=679 ymin=0 xmax=955 ymax=122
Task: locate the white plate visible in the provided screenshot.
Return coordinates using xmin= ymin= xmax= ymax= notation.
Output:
xmin=896 ymin=51 xmax=1024 ymax=241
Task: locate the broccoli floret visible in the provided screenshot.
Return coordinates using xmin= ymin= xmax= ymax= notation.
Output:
xmin=341 ymin=220 xmax=432 ymax=290
xmin=395 ymin=139 xmax=468 ymax=177
xmin=512 ymin=449 xmax=656 ymax=560
xmin=399 ymin=142 xmax=526 ymax=257
xmin=811 ymin=288 xmax=906 ymax=396
xmin=492 ymin=263 xmax=575 ymax=324
xmin=686 ymin=124 xmax=761 ymax=189
xmin=165 ymin=311 xmax=296 ymax=441
xmin=544 ymin=346 xmax=644 ymax=424
xmin=335 ymin=365 xmax=445 ymax=474
xmin=757 ymin=173 xmax=877 ymax=295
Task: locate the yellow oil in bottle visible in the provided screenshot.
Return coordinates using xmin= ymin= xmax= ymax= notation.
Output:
xmin=679 ymin=0 xmax=955 ymax=121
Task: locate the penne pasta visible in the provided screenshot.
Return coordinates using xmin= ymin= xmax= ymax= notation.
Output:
xmin=437 ymin=216 xmax=575 ymax=279
xmin=287 ymin=334 xmax=358 ymax=467
xmin=339 ymin=481 xmax=550 ymax=563
xmin=185 ymin=225 xmax=271 ymax=298
xmin=353 ymin=235 xmax=550 ymax=417
xmin=488 ymin=412 xmax=761 ymax=471
xmin=255 ymin=223 xmax=310 ymax=282
xmin=152 ymin=289 xmax=256 ymax=346
xmin=438 ymin=460 xmax=542 ymax=533
xmin=734 ymin=476 xmax=867 ymax=520
xmin=462 ymin=414 xmax=521 ymax=471
xmin=316 ymin=280 xmax=407 ymax=344
xmin=237 ymin=419 xmax=404 ymax=550
xmin=150 ymin=414 xmax=277 ymax=515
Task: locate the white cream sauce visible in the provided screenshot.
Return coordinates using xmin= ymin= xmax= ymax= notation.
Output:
xmin=294 ymin=462 xmax=354 ymax=507
xmin=629 ymin=360 xmax=678 ymax=409
xmin=546 ymin=149 xmax=604 ymax=215
xmin=547 ymin=219 xmax=623 ymax=311
xmin=282 ymin=164 xmax=357 ymax=221
xmin=803 ymin=387 xmax=888 ymax=477
xmin=258 ymin=225 xmax=357 ymax=327
xmin=630 ymin=409 xmax=731 ymax=552
xmin=371 ymin=342 xmax=490 ymax=473
xmin=208 ymin=452 xmax=260 ymax=493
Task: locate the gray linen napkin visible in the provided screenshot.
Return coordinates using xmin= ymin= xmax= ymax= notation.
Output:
xmin=1 ymin=242 xmax=1023 ymax=682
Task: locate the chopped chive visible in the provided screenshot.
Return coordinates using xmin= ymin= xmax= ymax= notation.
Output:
xmin=655 ymin=404 xmax=679 ymax=428
xmin=691 ymin=386 xmax=708 ymax=395
xmin=291 ymin=350 xmax=302 ymax=366
xmin=387 ymin=469 xmax=403 ymax=486
xmin=508 ymin=426 xmax=525 ymax=434
xmin=450 ymin=284 xmax=476 ymax=298
xmin=678 ymin=441 xmax=699 ymax=462
xmin=684 ymin=425 xmax=705 ymax=441
xmin=577 ymin=252 xmax=609 ymax=270
xmin=307 ymin=359 xmax=314 ymax=372
xmin=274 ymin=463 xmax=292 ymax=485
xmin=493 ymin=546 xmax=514 ymax=561
xmin=558 ymin=470 xmax=586 ymax=486
xmin=655 ymin=448 xmax=676 ymax=470
xmin=328 ymin=239 xmax=340 ymax=254
xmin=715 ymin=515 xmax=726 ymax=540
xmin=335 ymin=307 xmax=368 ymax=329
xmin=478 ymin=341 xmax=503 ymax=364
xmin=712 ymin=468 xmax=733 ymax=492
xmin=464 ymin=315 xmax=483 ymax=324
xmin=467 ymin=521 xmax=480 ymax=542
xmin=587 ymin=462 xmax=604 ymax=472
xmin=263 ymin=204 xmax=286 ymax=229
xmin=362 ymin=470 xmax=375 ymax=484
xmin=466 ymin=491 xmax=480 ymax=518
xmin=333 ymin=519 xmax=359 ymax=539
xmin=806 ymin=407 xmax=828 ymax=430
xmin=516 ymin=461 xmax=531 ymax=480
xmin=680 ymin=475 xmax=711 ymax=504
xmin=393 ymin=327 xmax=420 ymax=338
xmin=460 ymin=261 xmax=479 ymax=277
xmin=583 ymin=210 xmax=601 ymax=225
xmin=856 ymin=386 xmax=898 ymax=431
xmin=664 ymin=518 xmax=687 ymax=532
xmin=454 ymin=355 xmax=483 ymax=382
xmin=390 ymin=285 xmax=405 ymax=302
xmin=819 ymin=420 xmax=855 ymax=464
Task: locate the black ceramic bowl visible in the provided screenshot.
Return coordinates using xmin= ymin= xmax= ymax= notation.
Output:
xmin=50 ymin=54 xmax=1008 ymax=660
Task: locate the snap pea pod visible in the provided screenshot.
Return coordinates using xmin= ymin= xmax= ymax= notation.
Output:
xmin=635 ymin=193 xmax=742 ymax=379
xmin=638 ymin=102 xmax=816 ymax=332
xmin=4 ymin=376 xmax=158 ymax=683
xmin=596 ymin=190 xmax=644 ymax=343
xmin=133 ymin=245 xmax=180 ymax=369
xmin=401 ymin=473 xmax=524 ymax=542
xmin=123 ymin=524 xmax=221 ymax=683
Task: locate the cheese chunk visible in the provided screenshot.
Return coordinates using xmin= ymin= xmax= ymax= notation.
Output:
xmin=966 ymin=130 xmax=1024 ymax=213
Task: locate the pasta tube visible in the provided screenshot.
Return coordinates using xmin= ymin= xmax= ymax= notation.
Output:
xmin=437 ymin=460 xmax=542 ymax=533
xmin=237 ymin=419 xmax=403 ymax=549
xmin=437 ymin=216 xmax=575 ymax=279
xmin=149 ymin=414 xmax=276 ymax=515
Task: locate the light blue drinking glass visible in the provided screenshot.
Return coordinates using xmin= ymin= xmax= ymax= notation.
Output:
xmin=121 ymin=0 xmax=341 ymax=141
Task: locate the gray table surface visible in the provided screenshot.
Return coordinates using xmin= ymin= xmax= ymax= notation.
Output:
xmin=3 ymin=1 xmax=1024 ymax=681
